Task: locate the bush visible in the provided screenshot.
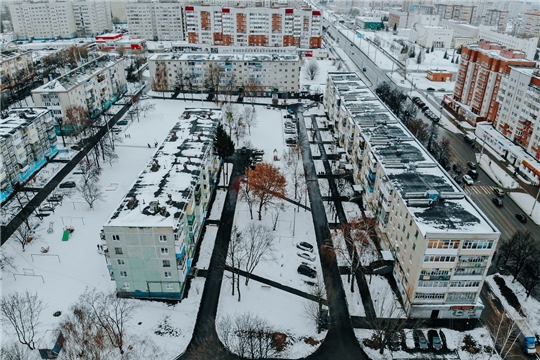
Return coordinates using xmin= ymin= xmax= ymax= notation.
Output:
xmin=493 ymin=275 xmax=525 ymax=315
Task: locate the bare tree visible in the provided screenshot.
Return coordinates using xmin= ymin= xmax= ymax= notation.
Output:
xmin=227 ymin=226 xmax=244 ymax=301
xmin=304 ymin=59 xmax=320 ymax=81
xmin=245 ymin=162 xmax=287 ymax=221
xmin=243 ymin=80 xmax=263 ymax=106
xmin=191 ymin=327 xmax=236 ymax=360
xmin=152 ymin=61 xmax=169 ymax=98
xmin=77 ymin=180 xmax=104 ymax=209
xmin=242 ymin=106 xmax=258 ymax=135
xmin=303 ymin=278 xmax=327 ymax=333
xmin=519 ymin=260 xmax=540 ymax=298
xmin=498 ymin=231 xmax=540 ymax=282
xmin=0 ymin=250 xmax=17 ymax=276
xmin=1 ymin=342 xmax=40 ymax=360
xmin=0 ymin=291 xmax=44 ymax=350
xmin=399 ymin=100 xmax=417 ymax=127
xmin=364 ymin=295 xmax=408 ymax=354
xmin=270 ymin=201 xmax=285 ymax=231
xmin=117 ymin=45 xmax=126 ymax=58
xmin=204 ymin=63 xmax=223 ymax=94
xmin=240 ymin=223 xmax=275 ymax=285
xmin=484 ymin=310 xmax=519 ymax=357
xmin=407 ymin=119 xmax=429 ymax=143
xmin=11 ymin=218 xmax=38 ymax=252
xmin=217 ymin=313 xmax=281 ymax=359
xmin=78 ymin=158 xmax=101 ymax=186
xmin=239 ymin=181 xmax=256 ymax=220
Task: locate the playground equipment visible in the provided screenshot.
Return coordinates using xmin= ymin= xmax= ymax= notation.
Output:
xmin=61 ymin=226 xmax=74 ymax=241
xmin=40 ymin=246 xmax=50 ymax=253
xmin=47 ymin=221 xmax=54 ymax=234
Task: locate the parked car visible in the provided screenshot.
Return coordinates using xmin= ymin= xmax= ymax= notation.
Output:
xmin=494 ymin=188 xmax=505 ymax=197
xmin=117 ymin=120 xmax=128 ymax=125
xmin=320 ymin=309 xmax=329 ymax=329
xmin=439 ymin=330 xmax=448 ymax=350
xmin=285 ymin=128 xmax=296 ymax=134
xmin=515 ymin=213 xmax=528 ymax=223
xmin=111 ymin=127 xmax=122 ymax=133
xmin=285 ymin=137 xmax=297 ymax=145
xmin=59 ymin=181 xmax=76 ymax=188
xmin=417 ymin=101 xmax=425 ymax=107
xmin=266 ymin=105 xmax=271 ymax=109
xmin=453 ymin=164 xmax=462 ymax=173
xmin=140 ymin=95 xmax=149 ymax=100
xmin=421 ymin=106 xmax=430 ymax=112
xmin=412 ymin=97 xmax=420 ymax=102
xmin=241 ymin=146 xmax=248 ymax=154
xmin=297 ymin=242 xmax=314 ymax=252
xmin=362 ymin=67 xmax=367 ymax=72
xmin=427 ymin=87 xmax=435 ymax=91
xmin=467 ymin=161 xmax=477 ymax=169
xmin=414 ymin=329 xmax=429 ymax=350
xmin=297 ymin=264 xmax=317 ymax=278
xmin=284 ymin=114 xmax=293 ymax=119
xmin=492 ymin=197 xmax=504 ymax=206
xmin=389 ymin=332 xmax=401 ymax=351
xmin=297 ymin=251 xmax=316 ymax=262
xmin=71 ymin=144 xmax=83 ymax=151
xmin=428 ymin=330 xmax=443 ymax=350
xmin=39 ymin=205 xmax=55 ymax=212
xmin=438 ymin=88 xmax=446 ymax=92
xmin=288 ymin=109 xmax=294 ymax=114
xmin=48 ymin=195 xmax=63 ymax=203
xmin=468 ymin=169 xmax=479 ymax=179
xmin=463 ymin=175 xmax=474 ymax=185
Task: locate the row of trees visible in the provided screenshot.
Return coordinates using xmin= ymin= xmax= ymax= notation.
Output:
xmin=1 ymin=289 xmax=160 ymax=359
xmin=375 ymin=82 xmax=452 ymax=169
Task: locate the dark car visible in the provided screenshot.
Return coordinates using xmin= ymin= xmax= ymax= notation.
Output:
xmin=297 ymin=264 xmax=317 ymax=278
xmin=389 ymin=332 xmax=401 ymax=351
xmin=117 ymin=120 xmax=128 ymax=125
xmin=428 ymin=330 xmax=443 ymax=350
xmin=59 ymin=181 xmax=76 ymax=188
xmin=421 ymin=106 xmax=430 ymax=112
xmin=297 ymin=242 xmax=314 ymax=252
xmin=241 ymin=146 xmax=247 ymax=154
xmin=494 ymin=188 xmax=505 ymax=197
xmin=414 ymin=329 xmax=429 ymax=350
xmin=492 ymin=197 xmax=504 ymax=206
xmin=439 ymin=330 xmax=447 ymax=350
xmin=284 ymin=114 xmax=293 ymax=119
xmin=362 ymin=67 xmax=367 ymax=72
xmin=427 ymin=87 xmax=435 ymax=91
xmin=412 ymin=97 xmax=420 ymax=101
xmin=467 ymin=161 xmax=477 ymax=169
xmin=515 ymin=213 xmax=528 ymax=223
xmin=320 ymin=309 xmax=329 ymax=329
xmin=468 ymin=169 xmax=479 ymax=179
xmin=453 ymin=164 xmax=462 ymax=173
xmin=71 ymin=144 xmax=83 ymax=151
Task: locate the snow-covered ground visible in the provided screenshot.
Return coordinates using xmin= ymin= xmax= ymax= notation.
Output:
xmin=476 ymin=153 xmax=520 ymax=190
xmin=506 ymin=192 xmax=540 ymax=226
xmin=368 ymin=275 xmax=406 ymax=318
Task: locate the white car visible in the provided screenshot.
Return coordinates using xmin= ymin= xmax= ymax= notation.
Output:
xmin=463 ymin=175 xmax=474 ymax=185
xmin=297 ymin=251 xmax=316 ymax=262
xmin=140 ymin=95 xmax=149 ymax=100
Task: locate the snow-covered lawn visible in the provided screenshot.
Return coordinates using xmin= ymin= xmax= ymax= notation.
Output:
xmin=368 ymin=275 xmax=406 ymax=318
xmin=476 ymin=153 xmax=520 ymax=190
xmin=507 ymin=192 xmax=540 ymax=226
xmin=342 ymin=275 xmax=366 ymax=316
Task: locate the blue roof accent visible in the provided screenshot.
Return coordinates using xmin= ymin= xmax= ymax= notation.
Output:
xmin=176 ymin=244 xmax=186 ymax=258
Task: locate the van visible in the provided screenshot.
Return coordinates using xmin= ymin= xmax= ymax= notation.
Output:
xmin=464 ymin=134 xmax=475 ymax=144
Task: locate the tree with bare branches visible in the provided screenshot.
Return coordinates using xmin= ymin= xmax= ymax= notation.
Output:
xmin=204 ymin=63 xmax=223 ymax=94
xmin=117 ymin=45 xmax=126 ymax=58
xmin=304 ymin=277 xmax=327 ymax=333
xmin=484 ymin=310 xmax=520 ymax=358
xmin=1 ymin=342 xmax=39 ymax=360
xmin=245 ymin=162 xmax=287 ymax=221
xmin=64 ymin=105 xmax=90 ymax=137
xmin=239 ymin=223 xmax=275 ymax=285
xmin=77 ymin=180 xmax=104 ymax=209
xmin=242 ymin=106 xmax=258 ymax=135
xmin=0 ymin=291 xmax=44 ymax=350
xmin=152 ymin=61 xmax=169 ymax=98
xmin=304 ymin=59 xmax=320 ymax=81
xmin=243 ymin=80 xmax=263 ymax=105
xmin=11 ymin=218 xmax=38 ymax=252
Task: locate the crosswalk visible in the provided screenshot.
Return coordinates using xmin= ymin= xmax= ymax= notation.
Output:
xmin=466 ymin=185 xmax=498 ymax=195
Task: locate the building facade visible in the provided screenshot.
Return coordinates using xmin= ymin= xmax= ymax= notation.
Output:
xmin=411 ymin=24 xmax=453 ymax=49
xmin=1 ymin=50 xmax=34 ymax=91
xmin=478 ymin=25 xmax=539 ymax=60
xmin=9 ymin=1 xmax=77 ymax=40
xmin=32 ymin=55 xmax=127 ymax=133
xmin=101 ymin=109 xmax=221 ymax=299
xmin=495 ymin=67 xmax=540 ymax=160
xmin=72 ymin=0 xmax=113 ymax=37
xmin=435 ymin=4 xmax=478 ymax=25
xmin=523 ymin=11 xmax=540 ymax=38
xmin=482 ymin=9 xmax=508 ymax=32
xmin=448 ymin=40 xmax=536 ymax=126
xmin=184 ymin=5 xmax=322 ymax=48
xmin=324 ymin=72 xmax=500 ymax=319
xmin=0 ymin=108 xmax=58 ymax=200
xmin=126 ymin=2 xmax=184 ymax=41
xmin=355 ymin=17 xmax=383 ymax=31
xmin=388 ymin=10 xmax=413 ymax=29
xmin=148 ymin=52 xmax=301 ymax=93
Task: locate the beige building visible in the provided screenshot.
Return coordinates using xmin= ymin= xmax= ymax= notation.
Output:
xmin=435 ymin=3 xmax=478 ymax=25
xmin=148 ymin=52 xmax=301 ymax=93
xmin=110 ymin=1 xmax=128 ymax=23
xmin=482 ymin=9 xmax=508 ymax=32
xmin=72 ymin=0 xmax=113 ymax=37
xmin=9 ymin=1 xmax=77 ymax=40
xmin=126 ymin=2 xmax=184 ymax=41
xmin=184 ymin=5 xmax=322 ymax=48
xmin=523 ymin=11 xmax=540 ymax=38
xmin=1 ymin=50 xmax=34 ymax=91
xmin=32 ymin=55 xmax=127 ymax=132
xmin=0 ymin=108 xmax=58 ymax=196
xmin=324 ymin=72 xmax=500 ymax=319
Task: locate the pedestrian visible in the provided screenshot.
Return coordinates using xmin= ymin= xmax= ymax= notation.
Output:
xmin=97 ymin=244 xmax=100 ymax=251
xmin=124 ymin=134 xmax=127 ymax=138
xmin=489 ymin=161 xmax=491 ymax=166
xmin=128 ymin=134 xmax=131 ymax=138
xmin=154 ymin=141 xmax=158 ymax=147
xmin=148 ymin=143 xmax=151 ymax=148
xmin=100 ymin=245 xmax=104 ymax=251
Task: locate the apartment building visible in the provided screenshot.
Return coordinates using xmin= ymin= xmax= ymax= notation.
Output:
xmin=482 ymin=9 xmax=508 ymax=32
xmin=448 ymin=40 xmax=536 ymax=126
xmin=32 ymin=55 xmax=127 ymax=133
xmin=188 ymin=0 xmax=299 ymax=6
xmin=388 ymin=10 xmax=413 ymax=29
xmin=324 ymin=72 xmax=500 ymax=319
xmin=0 ymin=108 xmax=58 ymax=200
xmin=523 ymin=12 xmax=540 ymax=38
xmin=148 ymin=52 xmax=301 ymax=93
xmin=72 ymin=0 xmax=113 ymax=37
xmin=101 ymin=109 xmax=221 ymax=300
xmin=1 ymin=50 xmax=34 ymax=91
xmin=478 ymin=25 xmax=538 ymax=60
xmin=184 ymin=5 xmax=322 ymax=48
xmin=9 ymin=1 xmax=77 ymax=40
xmin=435 ymin=3 xmax=478 ymax=25
xmin=440 ymin=19 xmax=479 ymax=39
xmin=495 ymin=67 xmax=540 ymax=160
xmin=126 ymin=2 xmax=184 ymax=41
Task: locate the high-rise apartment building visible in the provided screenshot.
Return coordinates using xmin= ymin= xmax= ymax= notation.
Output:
xmin=483 ymin=9 xmax=508 ymax=32
xmin=478 ymin=25 xmax=538 ymax=60
xmin=126 ymin=2 xmax=184 ymax=41
xmin=9 ymin=1 xmax=77 ymax=40
xmin=1 ymin=50 xmax=34 ymax=91
xmin=72 ymin=0 xmax=113 ymax=37
xmin=496 ymin=67 xmax=540 ymax=160
xmin=0 ymin=108 xmax=58 ymax=198
xmin=435 ymin=3 xmax=478 ymax=25
xmin=448 ymin=40 xmax=536 ymax=126
xmin=523 ymin=12 xmax=540 ymax=38
xmin=184 ymin=5 xmax=322 ymax=48
xmin=324 ymin=72 xmax=500 ymax=319
xmin=101 ymin=109 xmax=221 ymax=300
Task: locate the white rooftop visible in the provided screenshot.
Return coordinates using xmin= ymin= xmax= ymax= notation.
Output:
xmin=105 ymin=109 xmax=221 ymax=228
xmin=328 ymin=72 xmax=499 ymax=237
xmin=0 ymin=107 xmax=50 ymax=137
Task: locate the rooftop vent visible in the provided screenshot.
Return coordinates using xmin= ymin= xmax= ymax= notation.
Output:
xmin=149 ymin=201 xmax=160 ymax=213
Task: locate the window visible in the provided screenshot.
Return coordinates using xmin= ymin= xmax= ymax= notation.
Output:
xmin=122 ymin=283 xmax=130 ymax=290
xmin=120 ymin=271 xmax=128 ymax=277
xmin=161 ymin=248 xmax=169 ymax=255
xmin=112 ymin=235 xmax=120 ymax=241
xmin=163 ymin=260 xmax=171 ymax=267
xmin=427 ymin=240 xmax=460 ymax=249
xmin=117 ymin=259 xmax=125 ymax=266
xmin=414 ymin=293 xmax=445 ymax=300
xmin=450 ymin=280 xmax=480 ymax=288
xmin=159 ymin=235 xmax=167 ymax=242
xmin=115 ymin=247 xmax=123 ymax=255
xmin=447 ymin=292 xmax=476 ymax=300
xmin=418 ymin=280 xmax=448 ymax=287
xmin=462 ymin=240 xmax=494 ymax=249
xmin=424 ymin=255 xmax=456 ymax=262
xmin=164 ymin=271 xmax=172 ymax=278
xmin=166 ymin=283 xmax=174 ymax=289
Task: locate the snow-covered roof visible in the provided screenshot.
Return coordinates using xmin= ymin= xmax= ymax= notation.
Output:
xmin=328 ymin=72 xmax=499 ymax=237
xmin=0 ymin=107 xmax=50 ymax=138
xmin=149 ymin=52 xmax=299 ymax=62
xmin=105 ymin=109 xmax=221 ymax=228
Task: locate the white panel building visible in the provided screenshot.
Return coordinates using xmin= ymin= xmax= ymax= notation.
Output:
xmin=126 ymin=2 xmax=184 ymax=41
xmin=72 ymin=0 xmax=113 ymax=37
xmin=478 ymin=25 xmax=538 ymax=60
xmin=9 ymin=1 xmax=77 ymax=40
